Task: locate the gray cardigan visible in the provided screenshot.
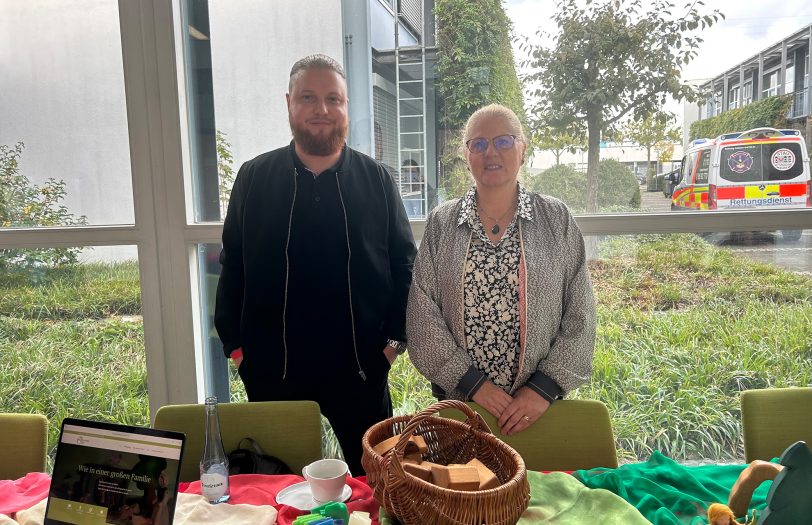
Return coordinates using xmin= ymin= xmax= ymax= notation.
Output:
xmin=406 ymin=192 xmax=596 ymax=401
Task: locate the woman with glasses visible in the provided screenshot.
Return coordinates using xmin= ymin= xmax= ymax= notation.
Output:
xmin=406 ymin=104 xmax=596 ymax=436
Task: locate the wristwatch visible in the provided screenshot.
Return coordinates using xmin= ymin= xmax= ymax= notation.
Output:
xmin=387 ymin=339 xmax=408 ymax=355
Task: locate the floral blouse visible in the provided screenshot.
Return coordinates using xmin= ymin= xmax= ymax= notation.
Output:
xmin=458 ymin=185 xmax=534 ymax=390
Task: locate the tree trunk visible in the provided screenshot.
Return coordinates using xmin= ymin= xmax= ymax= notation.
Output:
xmin=582 ymin=111 xmax=601 ymax=260
xmin=554 ymin=150 xmax=561 ymax=165
xmin=586 ymin=111 xmax=600 ymax=214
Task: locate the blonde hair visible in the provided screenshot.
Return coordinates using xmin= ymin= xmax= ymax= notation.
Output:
xmin=288 ymin=54 xmax=345 ymax=93
xmin=707 ymin=503 xmax=737 ymax=525
xmin=463 ymin=104 xmax=526 ymax=144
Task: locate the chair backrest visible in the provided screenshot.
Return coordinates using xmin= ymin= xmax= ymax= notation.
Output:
xmin=741 ymin=387 xmax=812 ymax=462
xmin=0 ymin=413 xmax=48 ymax=479
xmin=440 ymin=400 xmax=618 ymax=471
xmin=154 ymin=400 xmax=322 ymax=482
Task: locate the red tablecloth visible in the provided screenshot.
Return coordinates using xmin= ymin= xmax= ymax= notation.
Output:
xmin=0 ymin=473 xmax=378 ymax=524
xmin=179 ymin=474 xmax=379 ymax=525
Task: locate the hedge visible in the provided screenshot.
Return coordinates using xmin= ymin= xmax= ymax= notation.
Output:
xmin=689 ymin=95 xmax=792 ymax=141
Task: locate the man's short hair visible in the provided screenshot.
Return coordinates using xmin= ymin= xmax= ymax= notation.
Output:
xmin=288 ymin=54 xmax=346 ymax=93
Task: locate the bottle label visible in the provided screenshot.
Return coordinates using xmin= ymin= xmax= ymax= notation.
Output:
xmin=201 ymin=467 xmax=229 ymax=500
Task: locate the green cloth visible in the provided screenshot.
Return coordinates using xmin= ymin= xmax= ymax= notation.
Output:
xmin=378 ymin=470 xmax=647 ymax=524
xmin=573 ymin=451 xmax=772 ymax=524
xmin=517 ymin=471 xmax=649 ymax=524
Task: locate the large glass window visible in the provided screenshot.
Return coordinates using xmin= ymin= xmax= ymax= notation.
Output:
xmin=763 ymin=70 xmax=779 ymax=98
xmin=1 ymin=246 xmax=145 ymax=467
xmin=0 ymin=0 xmax=157 ymax=468
xmin=167 ymin=0 xmax=812 ymax=468
xmin=743 ymin=81 xmax=753 ymax=105
xmin=581 ymin=231 xmax=812 ymax=462
xmin=728 ymin=86 xmax=739 ymax=110
xmin=183 ymin=0 xmax=345 ymax=223
xmin=0 ymin=1 xmax=133 ymax=229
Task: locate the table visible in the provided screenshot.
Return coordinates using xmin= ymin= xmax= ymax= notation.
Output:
xmin=0 ymin=455 xmax=780 ymax=525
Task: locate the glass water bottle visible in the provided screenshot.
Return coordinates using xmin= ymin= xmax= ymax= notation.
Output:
xmin=200 ymin=396 xmax=230 ymax=503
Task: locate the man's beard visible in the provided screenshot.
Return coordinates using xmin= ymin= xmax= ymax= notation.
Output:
xmin=290 ymin=119 xmax=348 ymax=156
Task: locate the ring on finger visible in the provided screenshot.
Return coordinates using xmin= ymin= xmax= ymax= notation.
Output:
xmin=522 ymin=415 xmax=531 ymax=422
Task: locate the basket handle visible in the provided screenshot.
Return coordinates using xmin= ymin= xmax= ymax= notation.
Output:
xmin=391 ymin=399 xmax=492 ymax=456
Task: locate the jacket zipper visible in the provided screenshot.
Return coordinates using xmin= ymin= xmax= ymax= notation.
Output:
xmin=335 ymin=171 xmax=366 ymax=381
xmin=281 ymin=169 xmax=298 ymax=380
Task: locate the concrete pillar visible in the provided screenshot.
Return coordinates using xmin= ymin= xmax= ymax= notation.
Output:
xmin=808 ymin=27 xmax=812 ymax=117
xmin=342 ymin=0 xmax=374 ymax=155
xmin=780 ymin=41 xmax=787 ymax=95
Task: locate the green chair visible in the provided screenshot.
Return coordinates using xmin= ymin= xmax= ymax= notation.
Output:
xmin=154 ymin=400 xmax=322 ymax=482
xmin=741 ymin=387 xmax=812 ymax=462
xmin=440 ymin=400 xmax=618 ymax=471
xmin=0 ymin=413 xmax=48 ymax=479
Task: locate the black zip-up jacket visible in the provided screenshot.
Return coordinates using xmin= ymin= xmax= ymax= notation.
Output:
xmin=215 ymin=142 xmax=416 ymax=383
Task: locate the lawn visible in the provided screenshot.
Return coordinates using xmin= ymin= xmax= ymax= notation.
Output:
xmin=1 ymin=234 xmax=810 ymax=466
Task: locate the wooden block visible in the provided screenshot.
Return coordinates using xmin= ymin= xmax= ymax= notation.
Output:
xmin=372 ymin=434 xmax=427 ymax=457
xmin=403 ymin=461 xmax=432 ymax=481
xmin=430 ymin=464 xmax=450 ymax=488
xmin=448 ymin=465 xmax=481 ymax=491
xmin=431 ymin=464 xmax=480 ymax=491
xmin=373 ymin=435 xmax=402 ymax=456
xmin=405 ymin=452 xmax=423 ymax=462
xmin=467 ymin=458 xmax=500 ymax=490
xmin=411 ymin=435 xmax=429 ymax=454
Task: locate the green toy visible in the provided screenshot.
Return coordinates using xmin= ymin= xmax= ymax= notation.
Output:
xmin=312 ymin=501 xmax=350 ymax=523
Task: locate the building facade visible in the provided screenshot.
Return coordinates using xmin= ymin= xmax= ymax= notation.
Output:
xmin=691 ymin=24 xmax=811 ymax=143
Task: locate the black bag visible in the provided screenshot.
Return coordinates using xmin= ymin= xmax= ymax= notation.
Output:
xmin=227 ymin=437 xmax=293 ymax=475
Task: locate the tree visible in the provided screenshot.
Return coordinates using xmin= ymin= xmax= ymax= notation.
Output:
xmin=532 ymin=126 xmax=584 ymax=166
xmin=0 ymin=142 xmax=87 ymax=273
xmin=435 ymin=0 xmax=527 ymax=200
xmin=216 ymin=130 xmax=235 ymax=220
xmin=624 ymin=111 xmax=681 ymax=184
xmin=522 ymin=0 xmax=723 ymax=212
xmin=654 ymin=139 xmax=676 ymax=167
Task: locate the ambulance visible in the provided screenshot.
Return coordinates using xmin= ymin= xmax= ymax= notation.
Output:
xmin=670 ymin=127 xmax=811 ymax=240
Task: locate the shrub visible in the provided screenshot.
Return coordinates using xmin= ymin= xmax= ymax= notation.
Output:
xmin=598 ymin=159 xmax=642 ymax=210
xmin=0 ymin=142 xmax=87 ymax=274
xmin=530 ymin=159 xmax=641 ymax=212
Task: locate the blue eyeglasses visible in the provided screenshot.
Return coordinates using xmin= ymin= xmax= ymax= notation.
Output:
xmin=465 ymin=134 xmax=518 ymax=154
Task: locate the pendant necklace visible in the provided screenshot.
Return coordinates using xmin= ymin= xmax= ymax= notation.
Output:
xmin=482 ymin=205 xmax=516 ymax=235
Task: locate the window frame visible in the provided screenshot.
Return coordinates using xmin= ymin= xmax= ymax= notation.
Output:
xmin=1 ymin=0 xmax=811 ymax=421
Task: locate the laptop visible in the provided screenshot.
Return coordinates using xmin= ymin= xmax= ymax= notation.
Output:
xmin=44 ymin=418 xmax=186 ymax=525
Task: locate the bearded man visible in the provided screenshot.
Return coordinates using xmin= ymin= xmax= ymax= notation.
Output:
xmin=215 ymin=54 xmax=416 ymax=474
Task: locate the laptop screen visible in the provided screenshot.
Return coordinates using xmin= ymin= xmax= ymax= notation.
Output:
xmin=44 ymin=418 xmax=185 ymax=525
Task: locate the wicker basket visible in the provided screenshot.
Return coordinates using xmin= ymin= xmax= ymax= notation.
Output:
xmin=361 ymin=400 xmax=530 ymax=525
